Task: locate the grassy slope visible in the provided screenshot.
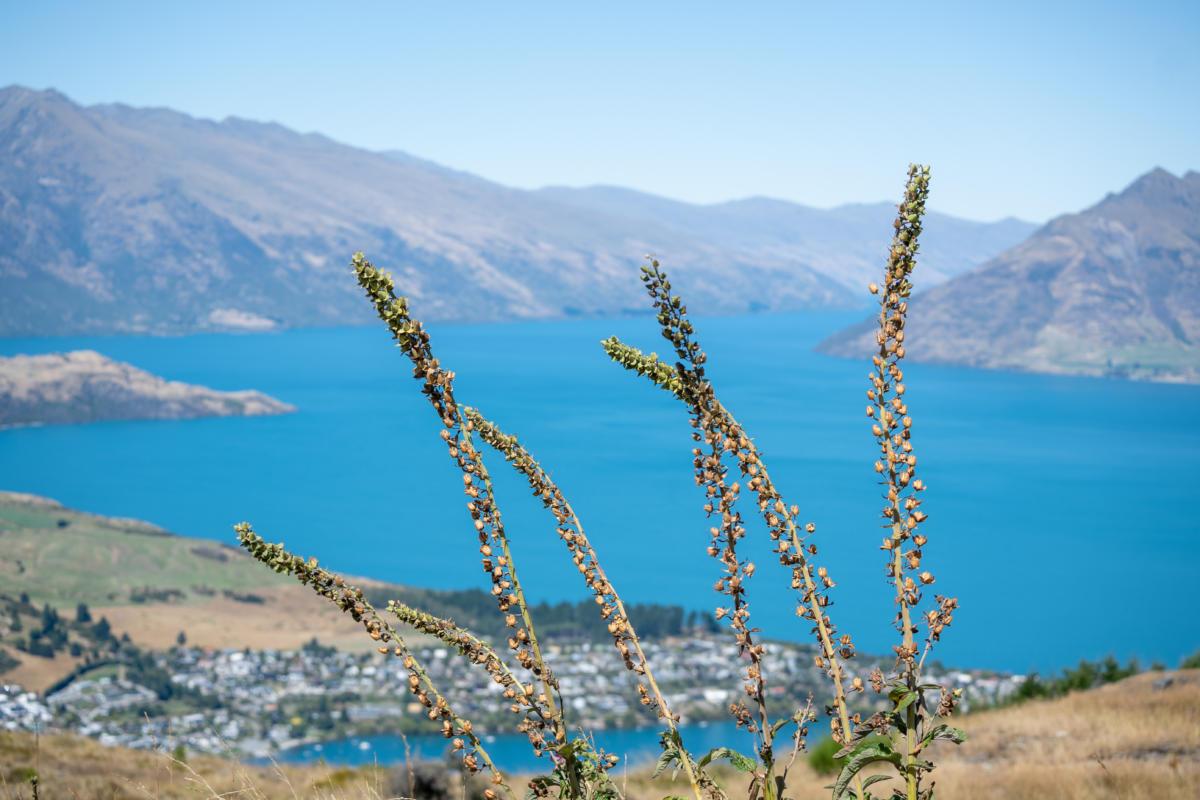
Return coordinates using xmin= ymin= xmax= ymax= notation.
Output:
xmin=0 ymin=492 xmax=379 ymax=690
xmin=633 ymin=670 xmax=1200 ymax=800
xmin=0 ymin=491 xmax=289 ymax=609
xmin=0 ymin=490 xmax=700 ymax=682
xmin=2 ymin=671 xmax=1196 ymax=799
xmin=0 ymin=728 xmax=382 ymax=800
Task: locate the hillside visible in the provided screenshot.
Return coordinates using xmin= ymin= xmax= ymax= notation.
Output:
xmin=0 ymin=728 xmax=370 ymax=799
xmin=0 ymin=492 xmax=710 ymax=690
xmin=540 ymin=185 xmax=1034 ymax=292
xmin=0 ymin=492 xmax=374 ymax=691
xmin=819 ymin=168 xmax=1200 ymax=383
xmin=0 ymin=86 xmax=1032 ymax=335
xmin=0 ymin=350 xmax=294 ymax=427
xmin=3 ymin=671 xmax=1195 ymax=799
xmin=630 ymin=670 xmax=1200 ymax=800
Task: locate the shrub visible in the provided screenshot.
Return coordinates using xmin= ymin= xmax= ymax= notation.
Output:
xmin=236 ymin=165 xmax=962 ymax=800
xmin=807 ymin=736 xmax=847 ymax=776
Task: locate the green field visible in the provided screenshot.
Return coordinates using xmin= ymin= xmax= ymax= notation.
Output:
xmin=0 ymin=491 xmax=709 ymax=646
xmin=0 ymin=492 xmax=289 ymax=609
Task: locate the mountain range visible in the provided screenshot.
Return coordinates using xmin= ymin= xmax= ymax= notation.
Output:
xmin=0 ymin=86 xmax=1033 ymax=336
xmin=819 ymin=168 xmax=1200 ymax=383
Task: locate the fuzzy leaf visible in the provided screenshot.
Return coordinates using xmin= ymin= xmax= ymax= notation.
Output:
xmin=893 ymin=690 xmax=918 ymax=714
xmin=652 ymin=748 xmax=675 ymax=779
xmin=833 ymin=744 xmax=902 ymax=799
xmin=834 ymin=733 xmax=890 ymax=760
xmin=922 ymin=724 xmax=966 ymax=747
xmin=698 ymin=746 xmax=757 ymax=772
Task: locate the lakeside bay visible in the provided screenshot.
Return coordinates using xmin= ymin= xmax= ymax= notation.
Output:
xmin=1 ymin=310 xmax=1196 ymax=675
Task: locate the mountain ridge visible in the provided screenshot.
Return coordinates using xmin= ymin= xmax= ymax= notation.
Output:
xmin=0 ymin=85 xmax=1034 ymax=336
xmin=818 ymin=168 xmax=1200 ymax=383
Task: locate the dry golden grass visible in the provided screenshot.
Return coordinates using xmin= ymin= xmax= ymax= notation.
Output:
xmin=94 ymin=584 xmax=383 ymax=653
xmin=0 ymin=729 xmax=389 ymax=800
xmin=618 ymin=670 xmax=1200 ymax=800
xmin=3 ymin=670 xmax=1195 ymax=799
xmin=0 ymin=645 xmax=83 ymax=694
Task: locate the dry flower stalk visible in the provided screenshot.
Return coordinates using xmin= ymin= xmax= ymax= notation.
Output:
xmin=602 ymin=336 xmax=858 ymax=746
xmin=602 ymin=165 xmax=963 ymax=800
xmin=847 ymin=164 xmax=962 ymax=800
xmin=465 ymin=407 xmax=715 ymax=800
xmin=232 ymin=524 xmax=513 ymax=797
xmin=602 ymin=266 xmax=861 ymax=799
xmin=232 ymin=163 xmax=964 ymax=800
xmin=352 ymin=253 xmax=566 ymax=754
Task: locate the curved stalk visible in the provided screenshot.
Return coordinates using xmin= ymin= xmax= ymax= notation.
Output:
xmin=234 ymin=524 xmax=514 ymax=798
xmin=466 ymin=407 xmax=713 ymax=800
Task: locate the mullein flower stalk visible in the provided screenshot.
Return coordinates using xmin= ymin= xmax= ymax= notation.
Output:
xmin=234 ymin=162 xmax=966 ymax=800
xmin=352 ymin=253 xmax=566 ymax=754
xmin=233 ymin=524 xmax=513 ymax=797
xmin=464 ymin=407 xmax=716 ymax=800
xmin=602 ymin=296 xmax=859 ymax=737
xmin=834 ymin=165 xmax=964 ymax=800
xmin=386 ymin=600 xmax=558 ymax=743
xmin=604 ymin=264 xmax=865 ymax=800
xmin=602 ymin=263 xmax=861 ymax=800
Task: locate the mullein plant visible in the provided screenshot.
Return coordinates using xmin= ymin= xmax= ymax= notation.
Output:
xmin=606 ymin=166 xmax=962 ymax=800
xmin=834 ymin=165 xmax=963 ymax=800
xmin=237 ymin=255 xmax=714 ymax=800
xmin=234 ymin=164 xmax=961 ymax=800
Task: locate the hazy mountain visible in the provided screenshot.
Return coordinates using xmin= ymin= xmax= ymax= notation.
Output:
xmin=539 ymin=185 xmax=1035 ymax=292
xmin=0 ymin=86 xmax=1032 ymax=336
xmin=818 ymin=168 xmax=1200 ymax=383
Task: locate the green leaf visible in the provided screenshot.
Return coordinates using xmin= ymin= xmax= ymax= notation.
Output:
xmin=770 ymin=717 xmax=793 ymax=737
xmin=834 ymin=733 xmax=890 ymax=760
xmin=697 ymin=746 xmax=757 ymax=772
xmin=861 ymin=774 xmax=894 ymax=789
xmin=921 ymin=724 xmax=967 ymax=748
xmin=833 ymin=744 xmax=902 ymax=799
xmin=894 ymin=690 xmax=918 ymax=714
xmin=652 ymin=748 xmax=675 ymax=779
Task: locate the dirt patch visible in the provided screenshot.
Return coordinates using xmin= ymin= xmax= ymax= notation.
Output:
xmin=0 ymin=644 xmax=83 ymax=693
xmin=94 ymin=584 xmax=377 ymax=651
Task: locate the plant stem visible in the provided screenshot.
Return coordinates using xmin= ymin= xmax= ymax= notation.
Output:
xmin=468 ymin=435 xmax=565 ymax=745
xmin=906 ymin=697 xmax=918 ymax=800
xmin=713 ymin=401 xmax=864 ymax=800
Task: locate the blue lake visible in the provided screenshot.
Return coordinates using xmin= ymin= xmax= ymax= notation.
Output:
xmin=2 ymin=311 xmax=1198 ymax=682
xmin=269 ymin=721 xmax=750 ymax=773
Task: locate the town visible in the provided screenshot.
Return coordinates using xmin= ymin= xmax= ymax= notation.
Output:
xmin=0 ymin=634 xmax=1024 ymax=761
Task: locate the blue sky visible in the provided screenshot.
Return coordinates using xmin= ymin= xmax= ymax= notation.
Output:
xmin=1 ymin=1 xmax=1196 ymax=222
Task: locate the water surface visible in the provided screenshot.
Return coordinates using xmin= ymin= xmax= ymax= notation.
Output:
xmin=2 ymin=311 xmax=1197 ymax=675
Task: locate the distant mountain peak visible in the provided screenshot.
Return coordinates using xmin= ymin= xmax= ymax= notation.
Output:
xmin=1117 ymin=166 xmax=1190 ymax=198
xmin=819 ymin=166 xmax=1200 ymax=383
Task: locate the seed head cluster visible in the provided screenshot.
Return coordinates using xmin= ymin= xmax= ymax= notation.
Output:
xmin=463 ymin=407 xmax=710 ymax=798
xmin=386 ymin=600 xmax=557 ymax=746
xmin=604 ymin=261 xmax=864 ymax=754
xmin=353 ymin=253 xmax=565 ymax=753
xmin=865 ymin=166 xmax=958 ymax=669
xmin=233 ymin=524 xmax=506 ymax=785
xmin=466 ymin=409 xmax=670 ymax=715
xmin=848 ymin=166 xmax=967 ymax=800
xmin=235 ymin=164 xmax=968 ymax=800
